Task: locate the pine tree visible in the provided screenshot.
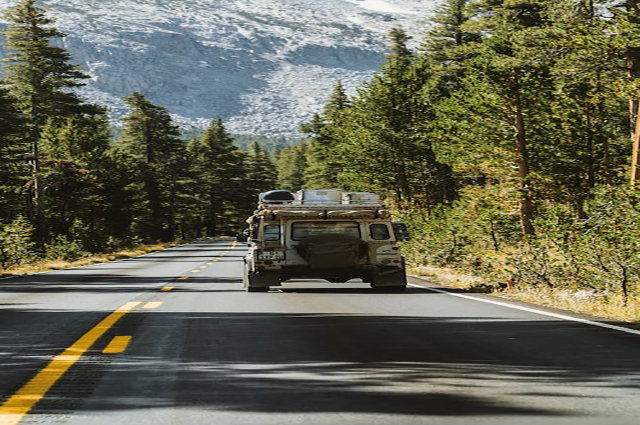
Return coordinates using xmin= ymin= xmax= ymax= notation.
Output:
xmin=275 ymin=143 xmax=308 ymax=191
xmin=0 ymin=86 xmax=26 ymax=222
xmin=117 ymin=92 xmax=186 ymax=241
xmin=442 ymin=1 xmax=551 ymax=235
xmin=301 ymin=82 xmax=350 ymax=189
xmin=1 ymin=0 xmax=101 ymax=241
xmin=335 ymin=29 xmax=455 ymax=207
xmin=419 ymin=0 xmax=480 ymax=92
xmin=188 ymin=118 xmax=243 ymax=237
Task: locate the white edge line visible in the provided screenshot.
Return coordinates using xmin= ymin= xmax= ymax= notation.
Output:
xmin=408 ymin=280 xmax=640 ymax=337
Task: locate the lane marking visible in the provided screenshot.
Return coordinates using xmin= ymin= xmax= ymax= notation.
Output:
xmin=190 ymin=269 xmax=201 ymax=273
xmin=178 ymin=277 xmax=189 ymax=280
xmin=0 ymin=301 xmax=142 ymax=425
xmin=408 ymin=281 xmax=640 ymax=337
xmin=102 ymin=336 xmax=132 ymax=354
xmin=199 ymin=265 xmax=207 ymax=269
xmin=160 ymin=286 xmax=174 ymax=291
xmin=142 ymin=301 xmax=163 ymax=309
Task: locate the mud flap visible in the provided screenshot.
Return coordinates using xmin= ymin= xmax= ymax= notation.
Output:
xmin=370 ymin=268 xmax=407 ymax=287
xmin=243 ymin=265 xmax=280 ymax=291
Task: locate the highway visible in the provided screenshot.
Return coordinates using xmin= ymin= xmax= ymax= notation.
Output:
xmin=1 ymin=239 xmax=639 ymax=425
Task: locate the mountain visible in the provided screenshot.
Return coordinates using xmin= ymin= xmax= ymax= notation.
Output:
xmin=0 ymin=0 xmax=435 ymax=136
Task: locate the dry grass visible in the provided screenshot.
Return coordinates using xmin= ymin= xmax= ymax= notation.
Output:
xmin=0 ymin=242 xmax=182 ymax=277
xmin=410 ymin=265 xmax=640 ymax=324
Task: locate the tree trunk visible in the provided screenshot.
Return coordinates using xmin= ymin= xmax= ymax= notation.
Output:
xmin=627 ymin=0 xmax=640 ymax=181
xmin=208 ymin=193 xmax=217 ymax=237
xmin=29 ymin=96 xmax=45 ymax=246
xmin=513 ymin=72 xmax=536 ymax=236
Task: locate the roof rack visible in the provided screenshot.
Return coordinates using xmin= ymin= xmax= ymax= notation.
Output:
xmin=258 ymin=190 xmax=384 ymax=210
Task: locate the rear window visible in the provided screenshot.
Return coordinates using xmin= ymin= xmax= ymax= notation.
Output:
xmin=370 ymin=224 xmax=390 ymax=240
xmin=263 ymin=225 xmax=280 ymax=241
xmin=292 ymin=221 xmax=360 ymax=241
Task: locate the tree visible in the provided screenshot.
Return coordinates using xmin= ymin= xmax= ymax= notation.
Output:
xmin=275 ymin=143 xmax=308 ymax=191
xmin=440 ymin=1 xmax=551 ymax=235
xmin=116 ymin=92 xmax=187 ymax=241
xmin=334 ymin=29 xmax=455 ymax=208
xmin=188 ymin=118 xmax=243 ymax=236
xmin=1 ymin=0 xmax=101 ymax=241
xmin=301 ymin=81 xmax=350 ymax=189
xmin=0 ymin=86 xmax=26 ymax=222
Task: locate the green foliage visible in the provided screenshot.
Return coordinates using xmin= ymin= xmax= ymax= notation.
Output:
xmin=0 ymin=216 xmax=36 ymax=269
xmin=44 ymin=234 xmax=86 ymax=262
xmin=511 ymin=188 xmax=639 ymax=299
xmin=115 ymin=92 xmax=188 ymax=241
xmin=275 ymin=143 xmax=308 ymax=191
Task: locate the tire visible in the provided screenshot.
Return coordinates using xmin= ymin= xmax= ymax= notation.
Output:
xmin=247 ymin=286 xmax=269 ymax=292
xmin=371 ymin=284 xmax=407 ymax=292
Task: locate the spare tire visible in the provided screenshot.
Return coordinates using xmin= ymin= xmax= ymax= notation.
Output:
xmin=296 ymin=233 xmax=368 ymax=269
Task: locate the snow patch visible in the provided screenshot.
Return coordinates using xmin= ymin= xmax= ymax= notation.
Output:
xmin=348 ymin=0 xmax=418 ymax=14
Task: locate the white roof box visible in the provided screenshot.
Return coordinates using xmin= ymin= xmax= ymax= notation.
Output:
xmin=342 ymin=192 xmax=381 ymax=205
xmin=297 ymin=189 xmax=343 ymax=204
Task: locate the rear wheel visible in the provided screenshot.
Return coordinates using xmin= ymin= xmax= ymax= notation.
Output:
xmin=371 ymin=284 xmax=407 ymax=292
xmin=247 ymin=286 xmax=269 ymax=292
xmin=326 ymin=278 xmax=347 ymax=283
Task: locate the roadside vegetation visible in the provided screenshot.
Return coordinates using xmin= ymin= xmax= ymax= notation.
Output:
xmin=0 ymin=241 xmax=181 ymax=277
xmin=286 ymin=0 xmax=640 ymax=322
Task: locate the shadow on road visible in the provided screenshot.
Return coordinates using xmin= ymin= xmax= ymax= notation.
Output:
xmin=1 ymin=309 xmax=639 ymax=420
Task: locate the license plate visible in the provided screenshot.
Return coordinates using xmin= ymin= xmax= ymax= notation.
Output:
xmin=258 ymin=251 xmax=285 ymax=261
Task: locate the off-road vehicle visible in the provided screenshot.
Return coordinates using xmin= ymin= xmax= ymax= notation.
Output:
xmin=243 ymin=189 xmax=410 ymax=292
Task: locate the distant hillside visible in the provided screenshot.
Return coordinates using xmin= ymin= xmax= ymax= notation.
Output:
xmin=0 ymin=0 xmax=434 ymax=136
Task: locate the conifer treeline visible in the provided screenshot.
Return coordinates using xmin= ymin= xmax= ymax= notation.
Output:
xmin=289 ymin=0 xmax=639 ymax=298
xmin=0 ymin=0 xmax=276 ymax=267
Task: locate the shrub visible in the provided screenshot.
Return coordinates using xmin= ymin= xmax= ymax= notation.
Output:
xmin=0 ymin=216 xmax=37 ymax=269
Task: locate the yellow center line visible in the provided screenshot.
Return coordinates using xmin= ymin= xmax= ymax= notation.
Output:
xmin=199 ymin=265 xmax=207 ymax=269
xmin=103 ymin=336 xmax=132 ymax=354
xmin=160 ymin=286 xmax=174 ymax=291
xmin=178 ymin=277 xmax=189 ymax=280
xmin=191 ymin=269 xmax=200 ymax=273
xmin=0 ymin=301 xmax=141 ymax=425
xmin=142 ymin=301 xmax=163 ymax=309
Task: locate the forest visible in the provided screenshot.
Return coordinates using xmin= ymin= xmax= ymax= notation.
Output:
xmin=282 ymin=0 xmax=640 ymax=313
xmin=0 ymin=0 xmax=277 ymax=268
xmin=0 ymin=0 xmax=638 ymax=315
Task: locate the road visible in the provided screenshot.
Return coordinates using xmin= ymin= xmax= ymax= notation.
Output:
xmin=0 ymin=239 xmax=639 ymax=425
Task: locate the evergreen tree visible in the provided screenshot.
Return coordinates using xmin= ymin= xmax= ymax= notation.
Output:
xmin=275 ymin=143 xmax=308 ymax=191
xmin=335 ymin=29 xmax=455 ymax=207
xmin=301 ymin=81 xmax=350 ymax=189
xmin=244 ymin=141 xmax=276 ymax=196
xmin=438 ymin=1 xmax=552 ymax=235
xmin=419 ymin=0 xmax=480 ymax=92
xmin=0 ymin=86 xmax=26 ymax=222
xmin=188 ymin=118 xmax=243 ymax=236
xmin=1 ymin=0 xmax=101 ymax=241
xmin=117 ymin=92 xmax=186 ymax=241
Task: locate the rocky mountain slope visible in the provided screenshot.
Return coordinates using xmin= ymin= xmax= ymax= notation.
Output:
xmin=0 ymin=0 xmax=435 ymax=136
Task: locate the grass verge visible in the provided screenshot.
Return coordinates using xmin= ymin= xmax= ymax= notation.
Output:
xmin=0 ymin=241 xmax=183 ymax=278
xmin=409 ymin=265 xmax=640 ymax=324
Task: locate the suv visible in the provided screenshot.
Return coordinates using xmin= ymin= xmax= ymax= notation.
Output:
xmin=243 ymin=189 xmax=410 ymax=292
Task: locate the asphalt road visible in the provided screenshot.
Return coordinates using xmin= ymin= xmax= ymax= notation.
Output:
xmin=1 ymin=239 xmax=639 ymax=425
